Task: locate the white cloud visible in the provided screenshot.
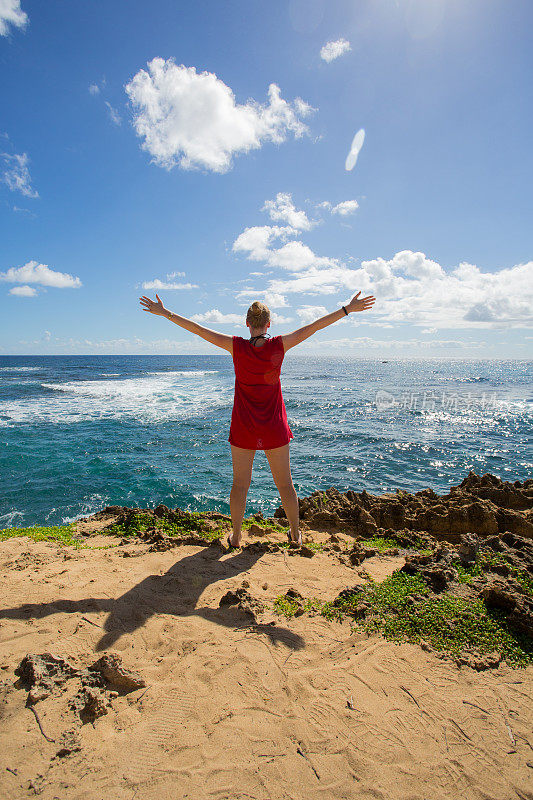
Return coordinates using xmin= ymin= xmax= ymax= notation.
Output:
xmin=233 ymin=225 xmax=335 ymax=272
xmin=320 ymin=38 xmax=351 ymax=63
xmin=190 ymin=307 xmax=292 ymax=326
xmin=271 ymin=252 xmax=533 ymax=329
xmin=263 ymin=192 xmax=314 ymax=230
xmin=0 ymin=0 xmax=27 ymax=36
xmin=301 ymin=337 xmax=481 ymax=351
xmin=141 ymin=278 xmax=198 ymax=291
xmin=0 ymin=260 xmax=82 ymax=288
xmin=125 ymin=58 xmax=314 ymax=173
xmin=267 ymin=241 xmax=335 ymax=271
xmin=1 ymin=152 xmax=38 ymax=198
xmin=9 ymin=284 xmax=36 ymax=297
xmin=89 ymin=80 xmax=122 ymax=126
xmin=234 ymin=210 xmax=533 ymax=330
xmin=233 ymin=225 xmax=296 ymax=261
xmin=167 ymin=270 xmax=185 ymax=279
xmin=296 ymin=305 xmax=328 ymax=324
xmin=331 ymin=200 xmax=359 ymax=216
xmin=190 ymin=309 xmax=243 ymax=324
xmin=233 ymin=197 xmax=533 ymax=331
xmin=235 ymin=289 xmax=289 ymax=309
xmin=104 ymin=101 xmax=121 ymax=126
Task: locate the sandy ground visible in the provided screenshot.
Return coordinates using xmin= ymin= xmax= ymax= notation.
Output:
xmin=0 ymin=531 xmax=532 ymax=800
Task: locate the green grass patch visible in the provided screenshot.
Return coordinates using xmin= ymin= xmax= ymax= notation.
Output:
xmin=359 ymin=535 xmax=404 ymax=551
xmin=343 ymin=533 xmax=431 ymax=555
xmin=303 ymin=541 xmax=326 ymax=552
xmin=241 ymin=516 xmax=290 ymax=533
xmin=0 ymin=523 xmax=83 ymax=548
xmin=273 ymin=595 xmax=323 ymax=618
xmin=104 ymin=511 xmax=224 ymax=542
xmin=273 ymin=569 xmax=533 ymax=668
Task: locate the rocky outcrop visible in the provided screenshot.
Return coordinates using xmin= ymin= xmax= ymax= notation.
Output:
xmin=275 ymin=473 xmax=533 ymax=542
xmin=219 ymin=586 xmax=265 ymax=622
xmin=14 ymin=652 xmax=78 ymax=704
xmin=13 ymin=651 xmax=147 ymax=723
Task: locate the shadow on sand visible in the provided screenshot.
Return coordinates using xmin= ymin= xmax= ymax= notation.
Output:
xmin=0 ymin=541 xmax=305 ymax=653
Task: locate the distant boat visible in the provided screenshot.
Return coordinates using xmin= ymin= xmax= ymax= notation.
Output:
xmin=381 ymin=360 xmax=389 ymax=363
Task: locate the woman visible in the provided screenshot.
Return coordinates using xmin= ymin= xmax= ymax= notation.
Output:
xmin=139 ymin=290 xmax=376 ymax=548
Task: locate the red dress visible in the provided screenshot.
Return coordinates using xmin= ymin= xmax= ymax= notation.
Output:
xmin=228 ymin=335 xmax=294 ymax=450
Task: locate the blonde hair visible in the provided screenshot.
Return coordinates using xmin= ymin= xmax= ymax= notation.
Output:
xmin=246 ymin=301 xmax=270 ymax=329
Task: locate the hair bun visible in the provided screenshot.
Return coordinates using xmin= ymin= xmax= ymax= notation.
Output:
xmin=246 ymin=301 xmax=271 ymax=328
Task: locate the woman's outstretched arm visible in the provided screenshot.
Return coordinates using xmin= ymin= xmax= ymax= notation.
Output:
xmin=281 ymin=291 xmax=375 ymax=352
xmin=139 ymin=294 xmax=233 ymax=354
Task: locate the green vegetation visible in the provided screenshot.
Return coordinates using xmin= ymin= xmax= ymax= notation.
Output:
xmin=359 ymin=535 xmax=403 ymax=551
xmin=241 ymin=516 xmax=290 ymax=534
xmin=273 ymin=595 xmax=323 ymax=618
xmin=0 ymin=523 xmax=83 ymax=548
xmin=104 ymin=510 xmax=223 ymax=541
xmin=358 ymin=533 xmax=431 ymax=552
xmin=302 ymin=541 xmax=326 ymax=552
xmin=273 ymin=569 xmax=533 ymax=668
xmin=455 ymin=549 xmax=533 ymax=598
xmin=0 ymin=523 xmax=120 ymax=550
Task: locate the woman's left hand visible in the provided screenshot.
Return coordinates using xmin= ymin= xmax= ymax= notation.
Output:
xmin=346 ymin=290 xmax=376 ymax=313
xmin=139 ymin=294 xmax=168 ymax=316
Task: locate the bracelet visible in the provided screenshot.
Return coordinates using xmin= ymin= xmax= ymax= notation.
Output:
xmin=342 ymin=305 xmax=349 ymax=316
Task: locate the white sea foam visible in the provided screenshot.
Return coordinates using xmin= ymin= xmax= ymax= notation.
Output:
xmin=0 ymin=509 xmax=24 ymax=527
xmin=0 ymin=366 xmax=40 ymax=372
xmin=146 ymin=370 xmax=219 ymax=376
xmin=0 ymin=371 xmax=232 ymax=426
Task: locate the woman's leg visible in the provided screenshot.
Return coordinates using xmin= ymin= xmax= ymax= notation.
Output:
xmin=264 ymin=443 xmax=300 ymax=542
xmin=229 ymin=444 xmax=256 ymax=545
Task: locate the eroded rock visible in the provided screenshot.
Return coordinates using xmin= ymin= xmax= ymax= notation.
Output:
xmin=276 ymin=473 xmax=533 ymax=542
xmin=14 ymin=653 xmax=78 ymax=703
xmin=219 ymin=588 xmax=265 ymax=621
xmin=87 ymin=652 xmax=145 ymax=693
xmin=69 ymin=686 xmax=110 ymax=724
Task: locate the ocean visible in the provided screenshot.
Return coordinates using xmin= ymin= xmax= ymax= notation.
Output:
xmin=0 ymin=355 xmax=531 ymax=528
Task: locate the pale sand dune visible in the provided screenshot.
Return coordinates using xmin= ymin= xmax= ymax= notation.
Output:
xmin=0 ymin=534 xmax=532 ymax=800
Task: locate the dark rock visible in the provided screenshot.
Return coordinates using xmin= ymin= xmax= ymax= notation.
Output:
xmin=457 ymin=532 xmax=480 ymax=564
xmin=481 ymin=580 xmax=533 ymax=638
xmin=401 ymin=550 xmax=457 ymax=592
xmin=276 ymin=472 xmax=533 ymax=544
xmin=153 ymin=504 xmax=171 ymax=517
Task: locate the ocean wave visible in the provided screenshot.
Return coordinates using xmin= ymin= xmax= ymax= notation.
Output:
xmin=0 ymin=366 xmax=40 ymax=372
xmin=0 ymin=509 xmax=24 ymax=528
xmin=0 ymin=372 xmax=232 ymax=426
xmin=146 ymin=370 xmax=219 ymax=376
xmin=440 ymin=376 xmax=490 ymax=383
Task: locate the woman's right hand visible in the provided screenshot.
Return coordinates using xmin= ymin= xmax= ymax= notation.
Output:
xmin=139 ymin=293 xmax=168 ymax=316
xmin=346 ymin=290 xmax=376 ymax=313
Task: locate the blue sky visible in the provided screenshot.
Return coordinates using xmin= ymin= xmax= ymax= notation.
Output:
xmin=1 ymin=0 xmax=531 ymax=358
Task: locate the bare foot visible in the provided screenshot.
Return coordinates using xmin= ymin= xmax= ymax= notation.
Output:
xmin=228 ymin=532 xmax=241 ymax=547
